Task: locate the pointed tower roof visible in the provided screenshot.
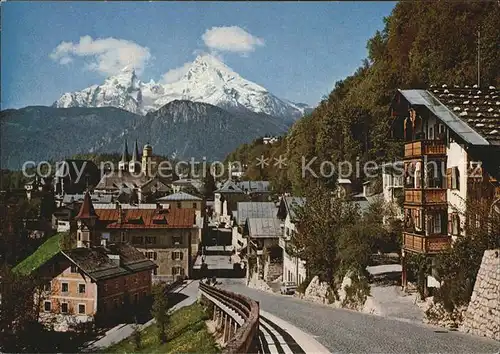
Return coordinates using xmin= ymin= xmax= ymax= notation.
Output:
xmin=121 ymin=140 xmax=130 ymax=162
xmin=76 ymin=191 xmax=98 ymax=220
xmin=131 ymin=140 xmax=140 ymax=162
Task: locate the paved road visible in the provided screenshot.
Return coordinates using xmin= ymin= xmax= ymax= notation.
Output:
xmin=220 ymin=278 xmax=500 ymax=353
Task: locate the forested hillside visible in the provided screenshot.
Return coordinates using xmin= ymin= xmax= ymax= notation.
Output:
xmin=226 ymin=1 xmax=500 ymax=194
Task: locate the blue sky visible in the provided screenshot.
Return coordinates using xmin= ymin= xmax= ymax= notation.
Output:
xmin=2 ymin=1 xmax=396 ymax=109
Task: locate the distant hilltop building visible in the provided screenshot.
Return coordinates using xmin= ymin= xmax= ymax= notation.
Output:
xmin=263 ymin=136 xmax=279 ymax=145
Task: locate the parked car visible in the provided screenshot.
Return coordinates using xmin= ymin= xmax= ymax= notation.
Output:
xmin=280 ymin=281 xmax=297 ymax=295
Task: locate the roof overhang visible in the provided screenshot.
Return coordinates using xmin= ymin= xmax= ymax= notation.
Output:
xmin=398 ymin=89 xmax=490 ymax=146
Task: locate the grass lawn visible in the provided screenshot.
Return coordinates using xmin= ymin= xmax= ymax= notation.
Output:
xmin=103 ymin=302 xmax=220 ymax=353
xmin=13 ymin=232 xmax=65 ymax=275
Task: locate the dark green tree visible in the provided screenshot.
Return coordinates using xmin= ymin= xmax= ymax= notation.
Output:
xmin=151 ymin=283 xmax=169 ymax=344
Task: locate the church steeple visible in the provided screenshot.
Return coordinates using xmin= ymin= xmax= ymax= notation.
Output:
xmin=129 ymin=139 xmax=141 ymax=174
xmin=118 ymin=139 xmax=130 ymax=171
xmin=76 ymin=191 xmax=99 ymax=248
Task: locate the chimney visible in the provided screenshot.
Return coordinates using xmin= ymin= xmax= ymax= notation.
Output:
xmin=117 ymin=204 xmax=123 ymax=224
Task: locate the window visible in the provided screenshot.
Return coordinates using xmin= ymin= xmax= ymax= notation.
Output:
xmin=415 ymin=162 xmax=422 ymax=189
xmin=78 ymin=284 xmax=86 ymax=294
xmin=153 ymin=268 xmax=158 ymax=276
xmin=132 ymin=236 xmax=144 ymax=244
xmin=43 ymin=281 xmax=51 ymax=291
xmin=177 ymin=202 xmax=182 ymax=209
xmin=145 ymin=236 xmax=156 ymax=244
xmin=192 ymin=202 xmax=197 ymax=209
xmin=428 ymin=213 xmax=442 ymax=234
xmin=429 ymin=126 xmax=434 ymax=140
xmin=78 ymin=304 xmax=85 ymax=314
xmin=449 ymin=167 xmax=460 ymax=190
xmin=70 ymin=265 xmax=78 ymax=273
xmin=44 ymin=301 xmax=51 ymax=312
xmin=146 ymin=251 xmax=157 ymax=260
xmin=104 ymin=283 xmax=108 ymax=292
xmin=173 ymin=235 xmax=182 ymax=246
xmin=451 ymin=213 xmax=461 ymax=236
xmin=61 ymin=302 xmax=69 ymax=314
xmin=172 ymin=266 xmax=184 ymax=276
xmin=172 ymin=251 xmax=183 ymax=260
xmin=121 ymin=232 xmax=126 ymax=242
xmin=61 ymin=282 xmax=69 ymax=293
xmin=414 ymin=209 xmax=422 ymax=231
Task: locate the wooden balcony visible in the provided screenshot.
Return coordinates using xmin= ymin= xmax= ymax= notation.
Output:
xmin=404 ymin=140 xmax=446 ymax=159
xmin=404 ymin=188 xmax=447 ymax=205
xmin=403 ymin=232 xmax=451 ymax=254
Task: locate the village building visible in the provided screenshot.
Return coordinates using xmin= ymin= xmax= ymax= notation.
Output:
xmin=94 ymin=140 xmax=171 ymax=202
xmin=13 ymin=193 xmax=157 ymax=332
xmin=277 ymin=197 xmax=307 ymax=286
xmin=171 ymin=178 xmax=204 ymax=194
xmin=390 ymin=85 xmax=500 ymax=293
xmin=53 ymin=160 xmax=100 ymax=196
xmin=91 ymin=201 xmax=200 ymax=283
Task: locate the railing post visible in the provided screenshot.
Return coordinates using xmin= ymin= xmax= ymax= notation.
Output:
xmin=223 ymin=313 xmax=230 ymax=344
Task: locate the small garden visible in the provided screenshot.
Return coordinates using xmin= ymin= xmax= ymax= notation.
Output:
xmin=102 ymin=302 xmax=220 ymax=353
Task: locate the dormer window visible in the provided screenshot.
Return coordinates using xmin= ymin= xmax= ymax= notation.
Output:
xmin=127 ymin=216 xmax=144 ymax=224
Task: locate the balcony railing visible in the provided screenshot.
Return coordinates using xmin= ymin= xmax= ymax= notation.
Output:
xmin=404 ymin=140 xmax=446 ymax=158
xmin=403 ymin=232 xmax=451 ymax=254
xmin=404 ymin=188 xmax=447 ymax=205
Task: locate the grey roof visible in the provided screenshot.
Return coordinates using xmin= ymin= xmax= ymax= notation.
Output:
xmin=429 ymin=86 xmax=500 ymax=145
xmin=247 ymin=218 xmax=282 ymax=238
xmin=237 ymin=202 xmax=277 ymax=225
xmin=352 ymin=193 xmax=383 ymax=215
xmin=215 ymin=180 xmax=244 ymax=194
xmin=236 ymin=181 xmax=271 ymax=193
xmin=130 ymin=140 xmax=140 ymax=162
xmin=62 ymin=243 xmax=156 ymax=282
xmin=95 ymin=172 xmax=169 ymax=191
xmin=398 ymin=89 xmax=490 ymax=146
xmin=121 ymin=140 xmax=130 ymax=163
xmin=283 ymin=197 xmax=306 ymax=221
xmin=62 ymin=193 xmax=113 ymax=205
xmin=338 ymin=178 xmax=352 ymax=184
xmin=157 ymin=192 xmax=202 ymax=201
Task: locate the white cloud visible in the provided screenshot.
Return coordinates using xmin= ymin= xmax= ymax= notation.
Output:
xmin=50 ymin=35 xmax=152 ymax=76
xmin=202 ymin=26 xmax=264 ymax=54
xmin=161 ymin=62 xmax=192 ymax=84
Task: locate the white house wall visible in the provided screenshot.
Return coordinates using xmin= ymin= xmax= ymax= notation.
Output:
xmin=447 ymin=140 xmax=468 ymax=239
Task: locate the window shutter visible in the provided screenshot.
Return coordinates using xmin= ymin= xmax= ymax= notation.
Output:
xmin=447 ymin=213 xmax=452 ymax=234
xmin=446 ymin=168 xmax=452 ymax=189
xmin=171 ymin=252 xmax=174 ymax=260
xmin=180 ymin=252 xmax=183 ymax=260
xmin=153 ymin=252 xmax=157 ymax=260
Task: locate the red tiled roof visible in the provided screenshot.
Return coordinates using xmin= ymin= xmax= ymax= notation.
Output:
xmin=95 ymin=208 xmax=195 ymax=229
xmin=76 ymin=191 xmax=98 ymax=220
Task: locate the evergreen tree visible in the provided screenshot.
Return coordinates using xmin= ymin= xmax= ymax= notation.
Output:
xmin=151 ymin=283 xmax=169 ymax=344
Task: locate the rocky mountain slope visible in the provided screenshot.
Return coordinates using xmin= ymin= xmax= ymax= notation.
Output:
xmin=53 ymin=54 xmax=311 ymax=123
xmin=1 ymin=100 xmax=287 ymax=169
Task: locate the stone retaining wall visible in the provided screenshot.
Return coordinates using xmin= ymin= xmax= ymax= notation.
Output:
xmin=460 ymin=249 xmax=500 ymax=341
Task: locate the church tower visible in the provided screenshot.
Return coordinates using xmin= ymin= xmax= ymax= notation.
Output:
xmin=142 ymin=143 xmax=153 ymax=177
xmin=76 ymin=191 xmax=99 ymax=248
xmin=118 ymin=140 xmax=130 ymax=171
xmin=129 ymin=140 xmax=141 ymax=174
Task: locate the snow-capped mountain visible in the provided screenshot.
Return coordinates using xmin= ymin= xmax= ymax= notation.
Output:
xmin=54 ymin=66 xmax=144 ymax=115
xmin=53 ymin=54 xmax=310 ymax=121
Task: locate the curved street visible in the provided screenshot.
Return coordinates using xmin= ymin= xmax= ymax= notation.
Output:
xmin=219 ymin=278 xmax=500 ymax=353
